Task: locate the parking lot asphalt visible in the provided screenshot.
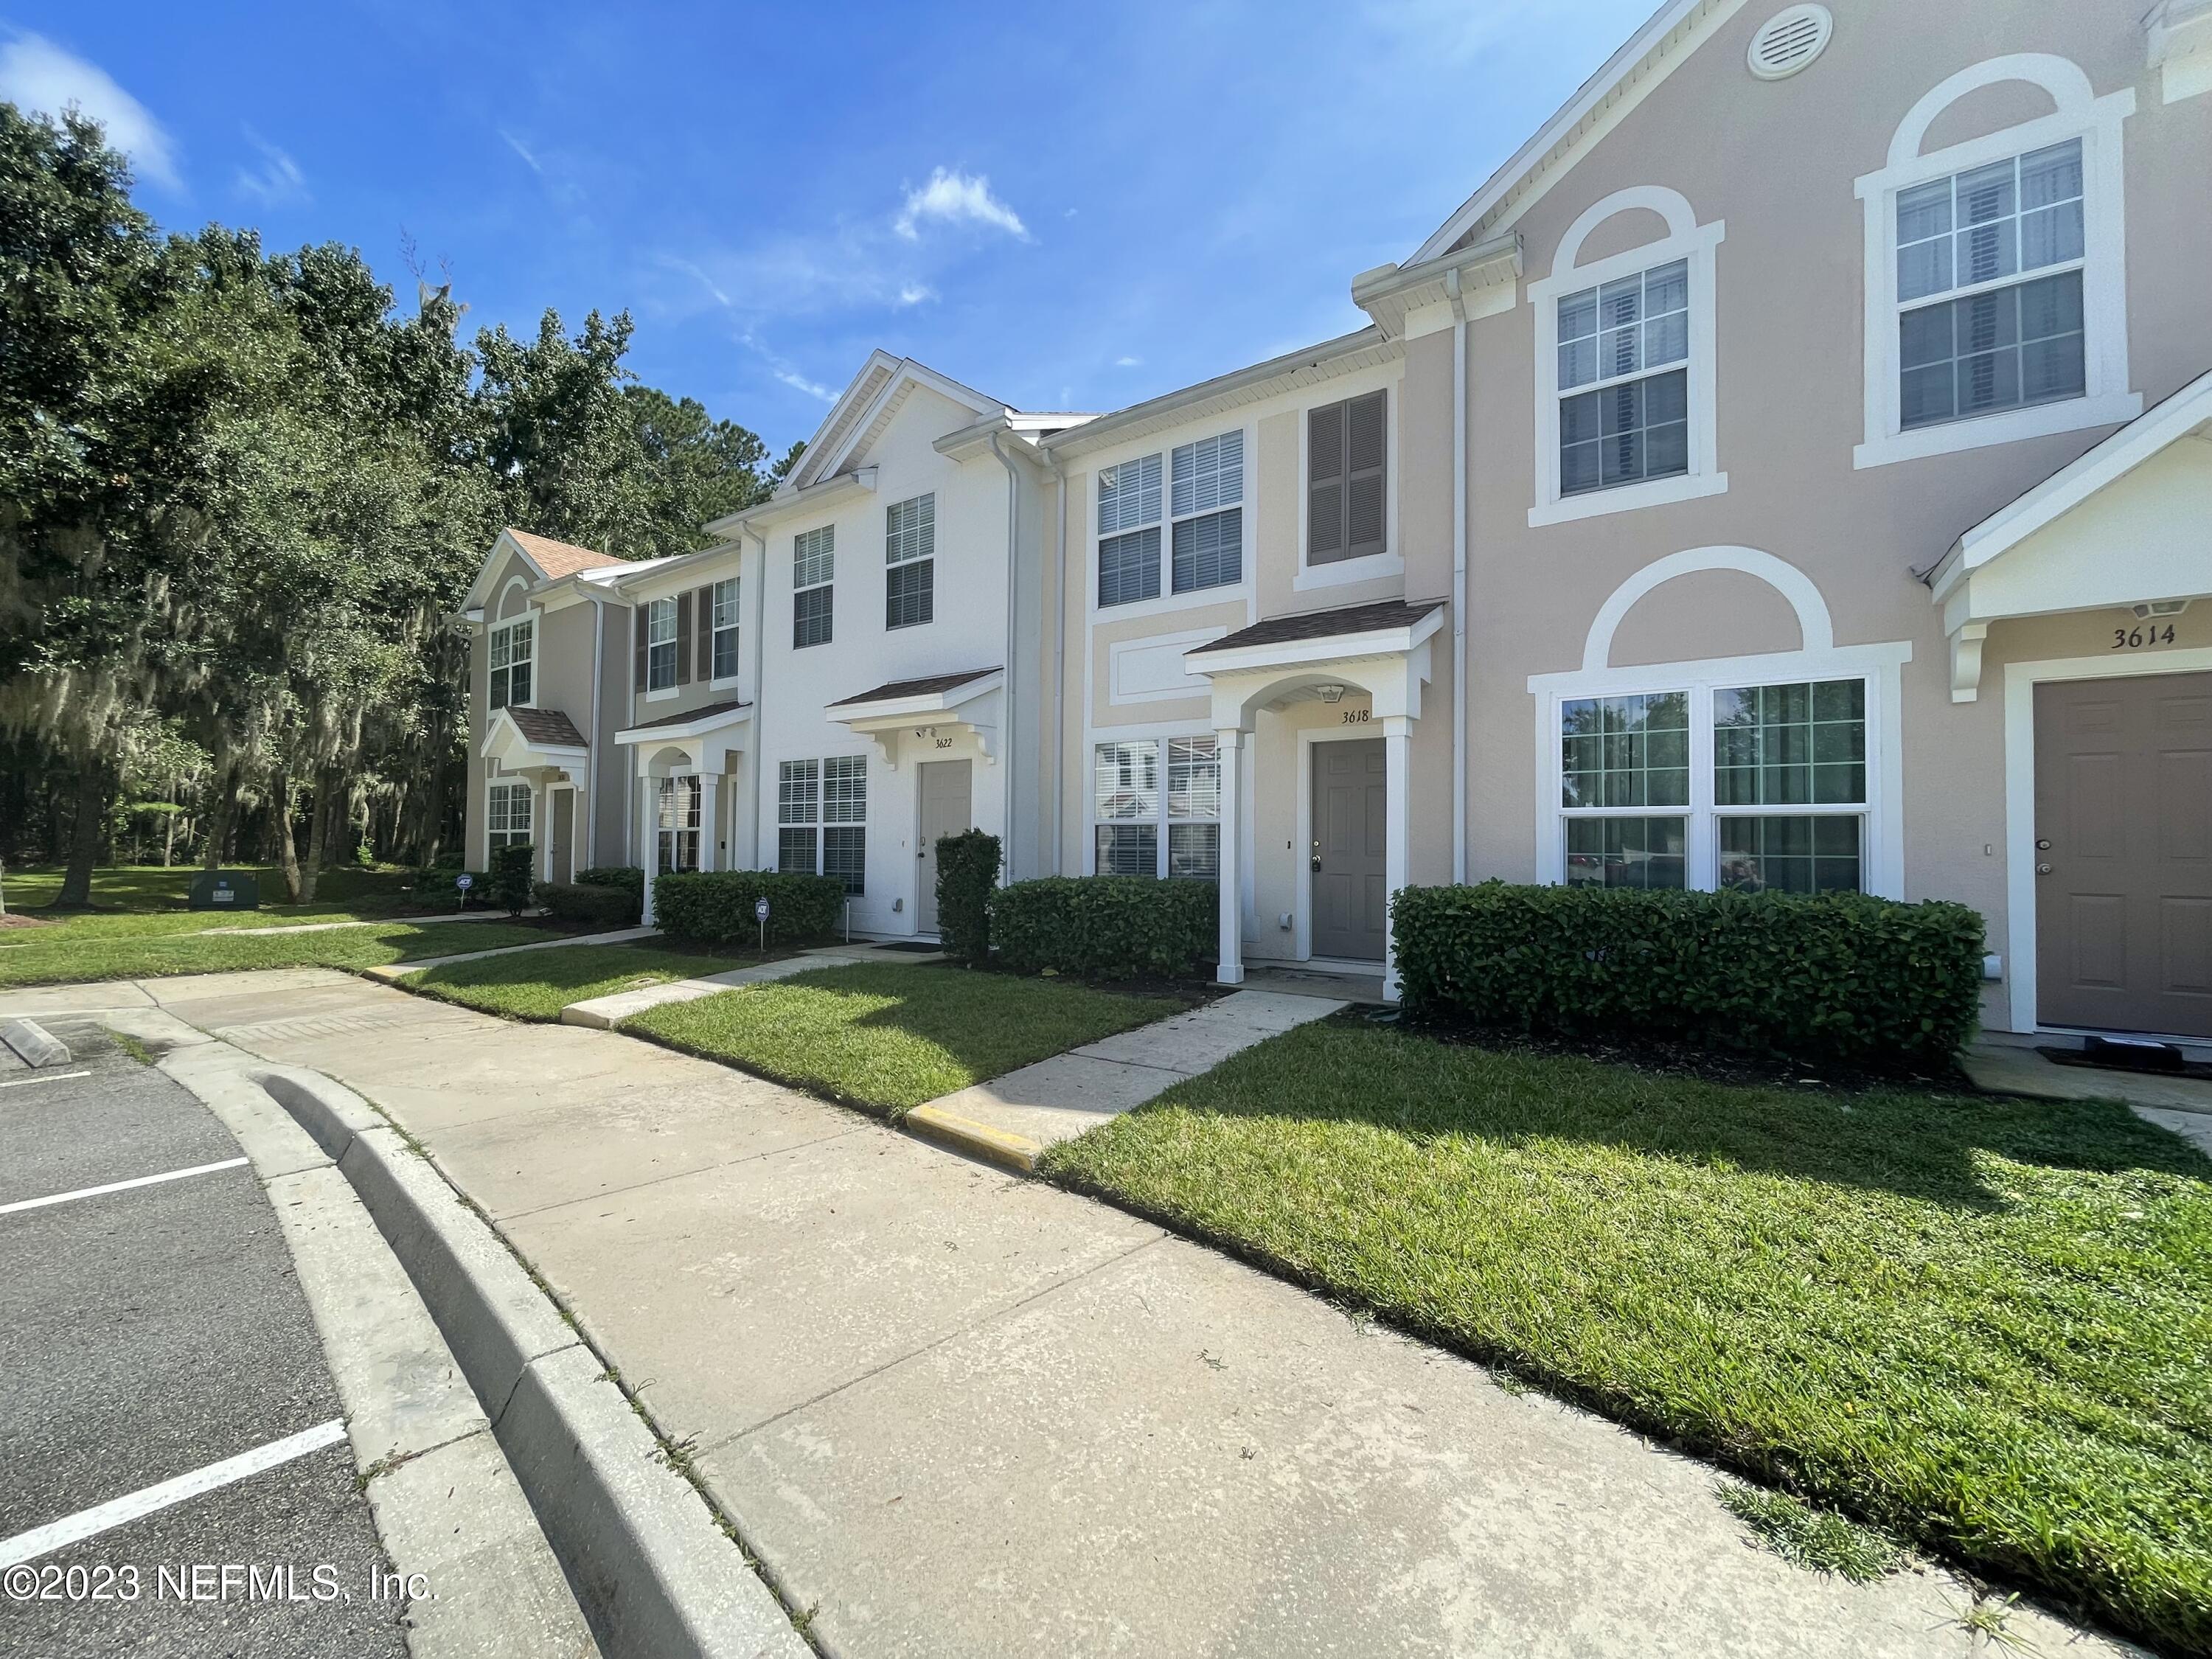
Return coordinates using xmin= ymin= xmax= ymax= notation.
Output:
xmin=0 ymin=1021 xmax=408 ymax=1658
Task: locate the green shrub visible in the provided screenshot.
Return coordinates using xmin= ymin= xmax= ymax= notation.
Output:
xmin=934 ymin=830 xmax=1000 ymax=963
xmin=532 ymin=880 xmax=639 ymax=929
xmin=487 ymin=844 xmax=536 ymax=916
xmin=575 ymin=865 xmax=644 ymax=898
xmin=992 ymin=876 xmax=1216 ymax=980
xmin=653 ymin=869 xmax=846 ymax=947
xmin=1391 ymin=881 xmax=1985 ymax=1067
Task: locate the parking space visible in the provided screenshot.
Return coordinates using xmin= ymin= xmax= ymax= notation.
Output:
xmin=0 ymin=1025 xmax=408 ymax=1657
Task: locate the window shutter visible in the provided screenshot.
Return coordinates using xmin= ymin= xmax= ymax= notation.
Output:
xmin=694 ymin=585 xmax=713 ymax=677
xmin=1346 ymin=391 xmax=1386 ymax=558
xmin=633 ymin=606 xmax=647 ymax=692
xmin=1307 ymin=402 xmax=1346 ymax=563
xmin=675 ymin=590 xmax=693 ymax=684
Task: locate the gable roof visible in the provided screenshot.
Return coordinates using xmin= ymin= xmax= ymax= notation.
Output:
xmin=1407 ymin=0 xmax=1744 ymax=264
xmin=504 ymin=529 xmax=625 ymax=580
xmin=785 ymin=352 xmax=1013 ymax=493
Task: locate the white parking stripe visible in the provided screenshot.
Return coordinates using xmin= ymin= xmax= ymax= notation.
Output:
xmin=1 ymin=1070 xmax=94 ymax=1089
xmin=0 ymin=1157 xmax=248 ymax=1216
xmin=0 ymin=1420 xmax=348 ymax=1568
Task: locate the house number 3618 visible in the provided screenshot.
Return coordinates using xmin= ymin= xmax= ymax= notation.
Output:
xmin=1340 ymin=708 xmax=1371 ymax=724
xmin=2112 ymin=622 xmax=2177 ymax=650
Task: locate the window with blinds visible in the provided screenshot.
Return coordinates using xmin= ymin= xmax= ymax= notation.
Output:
xmin=489 ymin=618 xmax=533 ymax=710
xmin=1557 ymin=260 xmax=1689 ymax=495
xmin=1092 ymin=737 xmax=1219 ymax=878
xmin=1096 ymin=453 xmax=1163 ymax=607
xmin=710 ymin=578 xmax=740 ymax=680
xmin=794 ymin=525 xmax=834 ymax=648
xmin=1169 ymin=431 xmax=1242 ymax=595
xmin=886 ymin=494 xmax=934 ymax=630
xmin=1307 ymin=391 xmax=1386 ymax=564
xmin=778 ymin=759 xmax=818 ymax=874
xmin=486 ymin=782 xmax=532 ymax=851
xmin=646 ymin=598 xmax=678 ymax=691
xmin=777 ymin=755 xmax=866 ymax=893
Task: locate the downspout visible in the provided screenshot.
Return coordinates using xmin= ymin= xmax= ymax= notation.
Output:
xmin=586 ymin=593 xmax=603 ymax=870
xmin=1446 ymin=265 xmax=1470 ymax=886
xmin=745 ymin=526 xmax=770 ymax=870
xmin=987 ymin=428 xmax=1022 ymax=886
xmin=1043 ymin=452 xmax=1068 ymax=876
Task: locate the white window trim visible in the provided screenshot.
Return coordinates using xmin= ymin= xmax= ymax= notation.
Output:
xmin=794 ymin=524 xmax=835 ymax=648
xmin=654 ymin=773 xmax=703 ymax=875
xmin=488 ymin=611 xmax=538 ymax=711
xmin=644 ymin=595 xmax=679 ymax=700
xmin=485 ymin=778 xmax=535 ymax=855
xmin=1528 ymin=187 xmax=1725 ymax=528
xmin=1296 ymin=384 xmax=1402 ymax=577
xmin=1527 ymin=641 xmax=1910 ymax=898
xmin=709 ymin=577 xmax=742 ymax=691
xmin=1088 ymin=429 xmax=1255 ymax=623
xmin=1085 ymin=731 xmax=1222 ymax=880
xmin=1854 ymin=55 xmax=2139 ymax=470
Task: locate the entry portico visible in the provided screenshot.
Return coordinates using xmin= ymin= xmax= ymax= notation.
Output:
xmin=481 ymin=706 xmax=591 ymax=885
xmin=615 ymin=698 xmax=753 ymax=925
xmin=1185 ymin=599 xmax=1441 ymax=999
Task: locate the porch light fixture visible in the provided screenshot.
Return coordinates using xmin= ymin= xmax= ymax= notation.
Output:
xmin=2133 ymin=599 xmax=2190 ymax=619
xmin=1317 ymin=683 xmax=1346 ymax=703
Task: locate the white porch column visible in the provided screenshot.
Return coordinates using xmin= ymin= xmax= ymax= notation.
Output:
xmin=639 ymin=776 xmax=658 ymax=926
xmin=1215 ymin=728 xmax=1245 ymax=986
xmin=698 ymin=771 xmax=721 ymax=872
xmin=1382 ymin=714 xmax=1411 ymax=1002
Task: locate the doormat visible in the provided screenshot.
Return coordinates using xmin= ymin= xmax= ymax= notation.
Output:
xmin=2037 ymin=1046 xmax=2212 ymax=1082
xmin=877 ymin=940 xmax=944 ymax=953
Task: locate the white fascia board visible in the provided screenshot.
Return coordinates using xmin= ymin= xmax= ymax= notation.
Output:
xmin=1042 ymin=329 xmax=1395 ymax=461
xmin=787 ymin=351 xmax=902 ymax=492
xmin=613 ymin=544 xmax=744 ymax=604
xmin=615 ymin=704 xmax=754 ymax=747
xmin=1350 ymin=232 xmax=1521 ymax=338
xmin=701 ymin=467 xmax=878 ymax=540
xmin=816 ymin=358 xmax=1009 ymax=481
xmin=830 ymin=672 xmax=1006 ymax=727
xmin=1407 ymin=0 xmax=1739 ymax=264
xmin=1186 ymin=610 xmax=1444 ymax=678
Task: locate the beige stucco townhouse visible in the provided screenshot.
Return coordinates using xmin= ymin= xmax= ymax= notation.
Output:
xmin=469 ymin=0 xmax=2212 ymax=1046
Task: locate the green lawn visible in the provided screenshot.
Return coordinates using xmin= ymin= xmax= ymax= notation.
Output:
xmin=403 ymin=942 xmax=782 ymax=1022
xmin=627 ymin=962 xmax=1189 ymax=1113
xmin=1 ymin=862 xmax=453 ymax=917
xmin=0 ymin=917 xmax=552 ymax=987
xmin=1043 ymin=1018 xmax=2212 ymax=1657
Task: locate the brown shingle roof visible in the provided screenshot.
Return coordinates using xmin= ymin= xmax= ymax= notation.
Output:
xmin=622 ymin=698 xmax=751 ymax=733
xmin=1186 ymin=599 xmax=1444 ymax=655
xmin=505 ymin=706 xmax=588 ymax=748
xmin=828 ymin=668 xmax=1000 ymax=708
xmin=507 ymin=528 xmax=626 ymax=580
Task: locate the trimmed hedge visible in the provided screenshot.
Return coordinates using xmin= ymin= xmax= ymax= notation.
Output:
xmin=935 ymin=830 xmax=1001 ymax=964
xmin=653 ymin=869 xmax=846 ymax=947
xmin=992 ymin=876 xmax=1216 ymax=980
xmin=576 ymin=866 xmax=644 ymax=897
xmin=487 ymin=844 xmax=536 ymax=915
xmin=532 ymin=880 xmax=639 ymax=929
xmin=1391 ymin=881 xmax=1985 ymax=1066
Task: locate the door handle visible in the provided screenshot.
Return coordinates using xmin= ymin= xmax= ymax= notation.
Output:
xmin=2037 ymin=863 xmax=2052 ymax=874
xmin=1311 ymin=856 xmax=1324 ymax=873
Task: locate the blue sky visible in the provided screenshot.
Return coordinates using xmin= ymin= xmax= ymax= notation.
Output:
xmin=2 ymin=1 xmax=1655 ymax=451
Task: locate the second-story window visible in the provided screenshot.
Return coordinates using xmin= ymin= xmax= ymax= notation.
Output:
xmin=1096 ymin=453 xmax=1162 ymax=606
xmin=710 ymin=578 xmax=740 ymax=680
xmin=1170 ymin=431 xmax=1242 ymax=594
xmin=886 ymin=494 xmax=934 ymax=629
xmin=1307 ymin=391 xmax=1386 ymax=563
xmin=793 ymin=525 xmax=834 ymax=648
xmin=645 ymin=599 xmax=678 ymax=692
xmin=1557 ymin=261 xmax=1688 ymax=495
xmin=489 ymin=618 xmax=532 ymax=710
xmin=1896 ymin=140 xmax=2084 ymax=430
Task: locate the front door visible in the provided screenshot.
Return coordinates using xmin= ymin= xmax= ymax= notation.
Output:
xmin=1311 ymin=737 xmax=1387 ymax=961
xmin=549 ymin=787 xmax=574 ymax=884
xmin=2035 ymin=671 xmax=2212 ymax=1037
xmin=917 ymin=759 xmax=973 ymax=936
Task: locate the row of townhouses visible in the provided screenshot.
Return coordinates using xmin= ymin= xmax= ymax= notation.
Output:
xmin=461 ymin=0 xmax=2212 ymax=1046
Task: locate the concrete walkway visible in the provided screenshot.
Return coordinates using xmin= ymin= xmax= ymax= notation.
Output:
xmin=560 ymin=940 xmax=929 ymax=1029
xmin=364 ymin=925 xmax=661 ymax=978
xmin=1964 ymin=1040 xmax=2212 ymax=1156
xmin=211 ymin=908 xmax=527 ymax=936
xmin=907 ymin=990 xmax=1345 ymax=1171
xmin=7 ymin=967 xmax=2129 ymax=1659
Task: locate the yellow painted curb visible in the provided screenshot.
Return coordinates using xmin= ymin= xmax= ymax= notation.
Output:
xmin=902 ymin=1104 xmax=1043 ymax=1174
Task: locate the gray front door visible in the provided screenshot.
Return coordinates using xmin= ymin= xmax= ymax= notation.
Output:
xmin=2035 ymin=670 xmax=2212 ymax=1037
xmin=917 ymin=759 xmax=973 ymax=936
xmin=549 ymin=788 xmax=575 ymax=885
xmin=1312 ymin=738 xmax=1387 ymax=961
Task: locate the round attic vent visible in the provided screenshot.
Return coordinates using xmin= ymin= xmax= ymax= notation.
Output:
xmin=1747 ymin=4 xmax=1832 ymax=80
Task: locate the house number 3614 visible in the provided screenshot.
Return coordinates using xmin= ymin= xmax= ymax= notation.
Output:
xmin=2112 ymin=622 xmax=2177 ymax=650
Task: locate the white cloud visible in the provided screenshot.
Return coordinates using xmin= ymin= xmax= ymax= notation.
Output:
xmin=894 ymin=167 xmax=1029 ymax=243
xmin=774 ymin=366 xmax=835 ymax=403
xmin=0 ymin=31 xmax=178 ymax=189
xmin=896 ymin=282 xmax=936 ymax=308
xmin=234 ymin=130 xmax=307 ymax=207
xmin=498 ymin=128 xmax=543 ymax=175
xmin=1115 ymin=355 xmax=1141 ymax=368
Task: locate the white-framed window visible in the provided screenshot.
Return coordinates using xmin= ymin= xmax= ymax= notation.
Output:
xmin=1854 ymin=56 xmax=2138 ymax=469
xmin=1307 ymin=392 xmax=1386 ymax=564
xmin=646 ymin=597 xmax=678 ymax=692
xmin=487 ymin=780 xmax=532 ymax=852
xmin=793 ymin=525 xmax=833 ymax=648
xmin=1096 ymin=453 xmax=1162 ymax=607
xmin=886 ymin=494 xmax=934 ymax=630
xmin=1528 ymin=187 xmax=1724 ymax=526
xmin=778 ymin=756 xmax=865 ymax=893
xmin=1091 ymin=737 xmax=1220 ymax=880
xmin=1556 ymin=678 xmax=1868 ymax=893
xmin=710 ymin=577 xmax=740 ymax=681
xmin=488 ymin=617 xmax=533 ymax=710
xmin=655 ymin=775 xmax=701 ymax=874
xmin=1170 ymin=432 xmax=1242 ymax=595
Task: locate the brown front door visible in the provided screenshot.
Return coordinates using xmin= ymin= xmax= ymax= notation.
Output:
xmin=1312 ymin=738 xmax=1387 ymax=961
xmin=2035 ymin=671 xmax=2212 ymax=1037
xmin=549 ymin=787 xmax=575 ymax=884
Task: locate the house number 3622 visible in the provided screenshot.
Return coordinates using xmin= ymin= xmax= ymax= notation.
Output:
xmin=2112 ymin=622 xmax=2177 ymax=650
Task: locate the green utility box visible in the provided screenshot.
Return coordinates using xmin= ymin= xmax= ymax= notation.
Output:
xmin=187 ymin=869 xmax=261 ymax=911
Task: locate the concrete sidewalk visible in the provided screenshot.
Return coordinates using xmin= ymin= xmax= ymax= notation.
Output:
xmin=5 ymin=968 xmax=2126 ymax=1659
xmin=560 ymin=939 xmax=933 ymax=1028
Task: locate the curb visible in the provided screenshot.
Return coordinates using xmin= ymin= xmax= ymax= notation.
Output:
xmin=901 ymin=1102 xmax=1045 ymax=1174
xmin=1 ymin=1016 xmax=71 ymax=1068
xmin=256 ymin=1071 xmax=810 ymax=1659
